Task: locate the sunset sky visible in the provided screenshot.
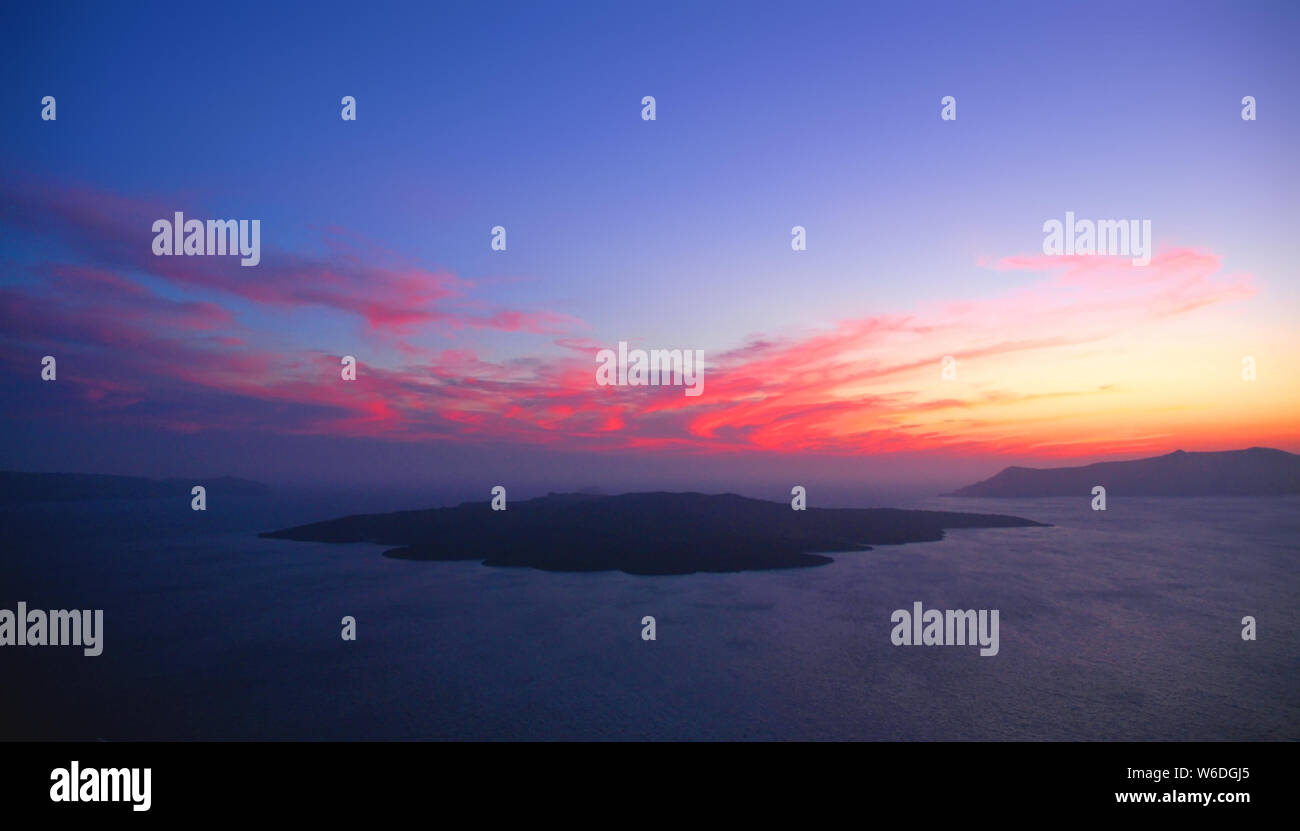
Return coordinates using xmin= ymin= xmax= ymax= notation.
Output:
xmin=2 ymin=1 xmax=1297 ymax=495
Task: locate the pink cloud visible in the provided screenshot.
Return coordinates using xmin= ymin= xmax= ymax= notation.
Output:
xmin=0 ymin=173 xmax=1274 ymax=459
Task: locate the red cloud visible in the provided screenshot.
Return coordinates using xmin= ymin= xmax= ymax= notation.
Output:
xmin=1 ymin=173 xmax=1275 ymax=459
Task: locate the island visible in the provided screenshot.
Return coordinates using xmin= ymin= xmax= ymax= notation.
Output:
xmin=260 ymin=491 xmax=1048 ymax=576
xmin=946 ymin=447 xmax=1300 ymax=498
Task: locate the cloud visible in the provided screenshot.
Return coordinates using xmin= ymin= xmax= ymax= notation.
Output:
xmin=0 ymin=175 xmax=575 ymax=338
xmin=0 ymin=174 xmax=1272 ymax=458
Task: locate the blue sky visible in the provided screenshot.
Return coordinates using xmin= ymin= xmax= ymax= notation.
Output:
xmin=1 ymin=1 xmax=1296 ymax=491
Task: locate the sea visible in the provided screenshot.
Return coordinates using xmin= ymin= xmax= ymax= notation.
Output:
xmin=2 ymin=492 xmax=1296 ymax=740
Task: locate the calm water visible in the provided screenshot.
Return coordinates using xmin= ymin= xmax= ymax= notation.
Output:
xmin=2 ymin=493 xmax=1296 ymax=740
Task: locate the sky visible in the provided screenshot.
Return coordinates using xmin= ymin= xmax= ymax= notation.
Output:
xmin=1 ymin=0 xmax=1297 ymax=498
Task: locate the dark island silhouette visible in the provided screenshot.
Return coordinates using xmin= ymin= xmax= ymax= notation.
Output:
xmin=260 ymin=491 xmax=1048 ymax=576
xmin=946 ymin=447 xmax=1300 ymax=498
xmin=0 ymin=471 xmax=271 ymax=503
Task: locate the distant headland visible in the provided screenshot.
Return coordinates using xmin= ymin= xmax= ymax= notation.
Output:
xmin=946 ymin=447 xmax=1300 ymax=498
xmin=0 ymin=471 xmax=270 ymax=503
xmin=260 ymin=491 xmax=1048 ymax=576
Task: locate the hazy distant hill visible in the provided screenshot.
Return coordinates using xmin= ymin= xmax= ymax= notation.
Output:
xmin=0 ymin=471 xmax=270 ymax=503
xmin=261 ymin=491 xmax=1047 ymax=576
xmin=946 ymin=448 xmax=1300 ymax=497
